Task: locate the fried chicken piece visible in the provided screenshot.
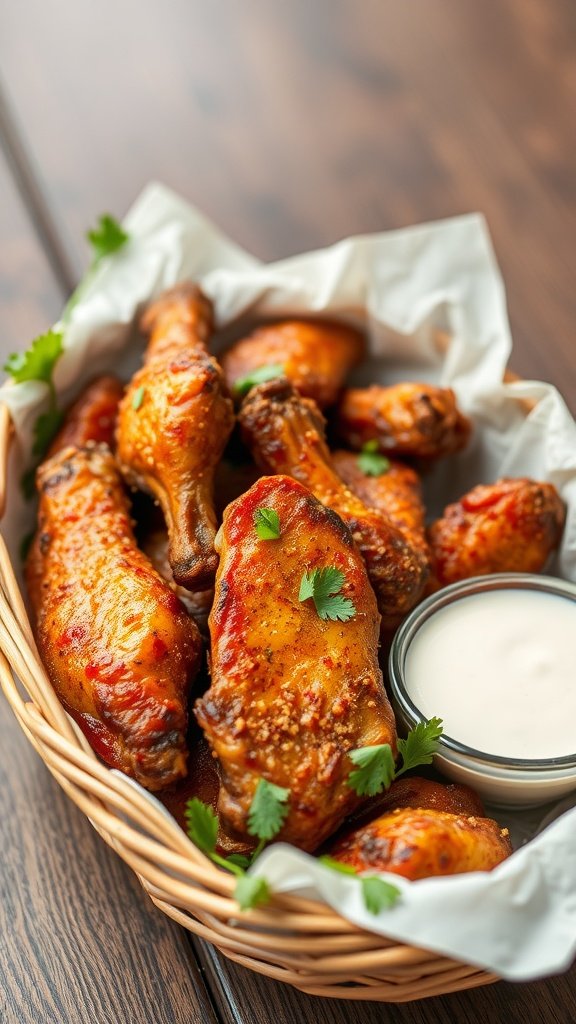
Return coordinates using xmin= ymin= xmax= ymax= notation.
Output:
xmin=328 ymin=807 xmax=512 ymax=880
xmin=239 ymin=380 xmax=429 ymax=625
xmin=142 ymin=524 xmax=213 ymax=635
xmin=343 ymin=776 xmax=486 ymax=835
xmin=429 ymin=477 xmax=565 ymax=587
xmin=336 ymin=383 xmax=471 ymax=459
xmin=116 ymin=283 xmax=235 ymax=590
xmin=26 ymin=444 xmax=202 ymax=790
xmin=47 ymin=375 xmax=124 ymax=456
xmin=332 ymin=450 xmax=430 ymax=560
xmin=221 ymin=318 xmax=364 ymax=408
xmin=195 ymin=475 xmax=397 ymax=852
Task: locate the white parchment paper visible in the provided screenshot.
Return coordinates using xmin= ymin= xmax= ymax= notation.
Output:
xmin=2 ymin=183 xmax=575 ymax=982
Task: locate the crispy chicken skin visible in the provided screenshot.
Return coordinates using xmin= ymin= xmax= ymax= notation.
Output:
xmin=239 ymin=380 xmax=429 ymax=625
xmin=328 ymin=807 xmax=512 ymax=880
xmin=195 ymin=475 xmax=397 ymax=852
xmin=25 ymin=445 xmax=203 ymax=790
xmin=221 ymin=318 xmax=364 ymax=408
xmin=336 ymin=383 xmax=471 ymax=459
xmin=116 ymin=283 xmax=235 ymax=590
xmin=47 ymin=375 xmax=124 ymax=456
xmin=332 ymin=450 xmax=430 ymax=559
xmin=343 ymin=776 xmax=486 ymax=834
xmin=429 ymin=477 xmax=565 ymax=587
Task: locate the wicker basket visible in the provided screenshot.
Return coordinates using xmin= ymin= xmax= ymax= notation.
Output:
xmin=0 ymin=402 xmax=499 ymax=1004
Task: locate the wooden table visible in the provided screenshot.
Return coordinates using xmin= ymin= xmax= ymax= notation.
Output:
xmin=1 ymin=2 xmax=575 ymax=1021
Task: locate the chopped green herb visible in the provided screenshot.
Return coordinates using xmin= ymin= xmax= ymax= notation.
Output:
xmin=248 ymin=778 xmax=290 ymax=841
xmin=184 ymin=797 xmax=219 ymax=855
xmin=361 ymin=876 xmax=401 ymax=914
xmin=233 ymin=363 xmax=285 ymax=398
xmin=132 ymin=385 xmax=146 ymax=411
xmin=396 ymin=717 xmax=444 ymax=778
xmin=357 ymin=440 xmax=390 ymax=477
xmin=347 ymin=719 xmax=444 ymax=796
xmin=234 ymin=873 xmax=271 ymax=911
xmin=4 ymin=329 xmax=63 ymax=385
xmin=320 ymin=855 xmax=401 ymax=914
xmin=86 ymin=213 xmax=129 ymax=262
xmin=254 ymin=507 xmax=281 ymax=540
xmin=347 ymin=744 xmax=396 ymax=796
xmin=299 ymin=566 xmax=356 ymax=622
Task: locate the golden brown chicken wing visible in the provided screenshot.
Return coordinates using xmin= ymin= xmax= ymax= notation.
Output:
xmin=332 ymin=450 xmax=430 ymax=560
xmin=328 ymin=807 xmax=512 ymax=880
xmin=141 ymin=524 xmax=213 ymax=635
xmin=116 ymin=283 xmax=235 ymax=590
xmin=47 ymin=375 xmax=124 ymax=456
xmin=26 ymin=444 xmax=203 ymax=790
xmin=429 ymin=477 xmax=565 ymax=587
xmin=221 ymin=318 xmax=364 ymax=408
xmin=195 ymin=474 xmax=397 ymax=852
xmin=239 ymin=380 xmax=429 ymax=625
xmin=343 ymin=776 xmax=486 ymax=833
xmin=336 ymin=383 xmax=471 ymax=459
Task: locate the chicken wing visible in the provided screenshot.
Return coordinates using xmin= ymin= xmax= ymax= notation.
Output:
xmin=239 ymin=380 xmax=429 ymax=625
xmin=342 ymin=775 xmax=486 ymax=834
xmin=221 ymin=318 xmax=364 ymax=408
xmin=336 ymin=383 xmax=471 ymax=459
xmin=328 ymin=807 xmax=512 ymax=879
xmin=195 ymin=474 xmax=397 ymax=852
xmin=429 ymin=477 xmax=565 ymax=587
xmin=332 ymin=450 xmax=430 ymax=560
xmin=47 ymin=375 xmax=124 ymax=456
xmin=26 ymin=444 xmax=203 ymax=790
xmin=116 ymin=283 xmax=235 ymax=590
xmin=141 ymin=523 xmax=213 ymax=635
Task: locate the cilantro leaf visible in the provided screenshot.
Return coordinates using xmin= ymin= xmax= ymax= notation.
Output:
xmin=132 ymin=385 xmax=146 ymax=411
xmin=184 ymin=798 xmax=218 ymax=854
xmin=32 ymin=406 xmax=64 ymax=457
xmin=396 ymin=717 xmax=444 ymax=777
xmin=234 ymin=874 xmax=271 ymax=910
xmin=4 ymin=329 xmax=63 ymax=385
xmin=254 ymin=507 xmax=281 ymax=540
xmin=86 ymin=213 xmax=129 ymax=262
xmin=298 ymin=566 xmax=356 ymax=622
xmin=318 ymin=856 xmax=357 ymax=876
xmin=233 ymin=363 xmax=285 ymax=398
xmin=226 ymin=853 xmax=253 ymax=870
xmin=346 ymin=743 xmax=396 ymax=796
xmin=248 ymin=778 xmax=290 ymax=841
xmin=357 ymin=440 xmax=390 ymax=477
xmin=361 ymin=876 xmax=401 ymax=914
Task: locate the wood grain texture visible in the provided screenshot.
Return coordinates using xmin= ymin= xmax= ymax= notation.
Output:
xmin=0 ymin=149 xmax=220 ymax=1024
xmin=1 ymin=0 xmax=576 ymax=399
xmin=1 ymin=0 xmax=576 ymax=1020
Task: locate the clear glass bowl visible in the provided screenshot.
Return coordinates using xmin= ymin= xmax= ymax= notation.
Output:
xmin=388 ymin=573 xmax=576 ymax=807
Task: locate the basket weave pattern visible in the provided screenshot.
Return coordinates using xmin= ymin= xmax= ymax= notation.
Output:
xmin=0 ymin=406 xmax=497 ymax=1003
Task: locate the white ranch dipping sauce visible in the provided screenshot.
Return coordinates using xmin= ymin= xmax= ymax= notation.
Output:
xmin=404 ymin=588 xmax=576 ymax=760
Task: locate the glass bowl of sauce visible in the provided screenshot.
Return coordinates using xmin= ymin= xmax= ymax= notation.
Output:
xmin=388 ymin=574 xmax=576 ymax=807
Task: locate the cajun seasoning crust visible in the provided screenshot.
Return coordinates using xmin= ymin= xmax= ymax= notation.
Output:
xmin=239 ymin=379 xmax=429 ymax=626
xmin=116 ymin=283 xmax=235 ymax=591
xmin=26 ymin=444 xmax=203 ymax=791
xmin=328 ymin=807 xmax=512 ymax=879
xmin=429 ymin=477 xmax=566 ymax=587
xmin=195 ymin=474 xmax=397 ymax=852
xmin=336 ymin=382 xmax=471 ymax=459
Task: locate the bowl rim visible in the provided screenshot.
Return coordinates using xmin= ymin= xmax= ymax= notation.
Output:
xmin=388 ymin=572 xmax=576 ymax=772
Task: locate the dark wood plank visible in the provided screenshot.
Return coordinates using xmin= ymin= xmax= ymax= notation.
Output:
xmin=0 ymin=152 xmax=221 ymax=1024
xmin=1 ymin=0 xmax=576 ymax=399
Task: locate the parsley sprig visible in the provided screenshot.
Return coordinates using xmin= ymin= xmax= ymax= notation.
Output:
xmin=357 ymin=440 xmax=390 ymax=477
xmin=185 ymin=778 xmax=290 ymax=911
xmin=254 ymin=507 xmax=281 ymax=540
xmin=299 ymin=566 xmax=356 ymax=622
xmin=234 ymin=363 xmax=285 ymax=398
xmin=4 ymin=213 xmax=129 ymax=500
xmin=347 ymin=718 xmax=444 ymax=797
xmin=319 ymin=856 xmax=401 ymax=914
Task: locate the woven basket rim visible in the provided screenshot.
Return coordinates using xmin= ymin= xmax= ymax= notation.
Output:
xmin=0 ymin=400 xmax=498 ymax=1003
